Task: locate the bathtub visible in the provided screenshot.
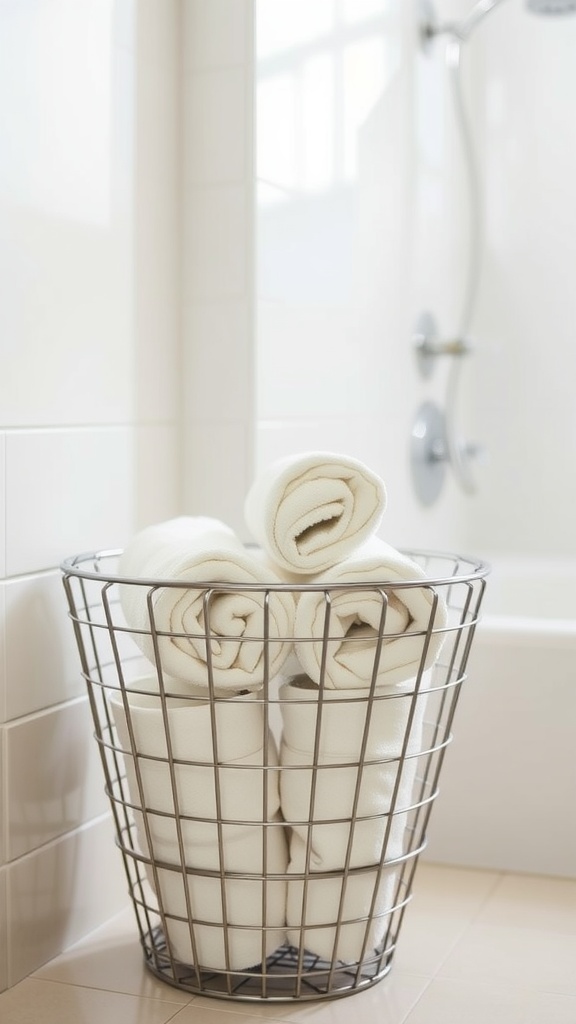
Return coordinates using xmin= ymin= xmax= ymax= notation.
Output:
xmin=424 ymin=557 xmax=576 ymax=878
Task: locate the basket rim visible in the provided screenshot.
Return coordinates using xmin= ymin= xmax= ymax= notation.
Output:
xmin=60 ymin=548 xmax=491 ymax=591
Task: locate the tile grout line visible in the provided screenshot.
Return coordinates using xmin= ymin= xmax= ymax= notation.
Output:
xmin=393 ymin=870 xmax=509 ymax=1024
xmin=0 ymin=975 xmax=195 ymax=1014
xmin=27 ymin=971 xmax=195 ymax=1007
xmin=397 ymin=976 xmax=438 ymax=1024
xmin=418 ymin=869 xmax=507 ymax=981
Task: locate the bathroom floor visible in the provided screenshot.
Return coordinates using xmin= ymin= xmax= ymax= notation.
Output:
xmin=2 ymin=862 xmax=576 ymax=1024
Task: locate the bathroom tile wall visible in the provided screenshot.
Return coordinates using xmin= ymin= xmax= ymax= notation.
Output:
xmin=0 ymin=438 xmax=5 ymax=578
xmin=181 ymin=0 xmax=256 ymax=540
xmin=0 ymin=0 xmax=181 ymax=990
xmin=181 ymin=0 xmax=477 ymax=550
xmin=252 ymin=0 xmax=576 ymax=562
xmin=253 ymin=0 xmax=472 ymax=553
xmin=464 ymin=1 xmax=576 ymax=559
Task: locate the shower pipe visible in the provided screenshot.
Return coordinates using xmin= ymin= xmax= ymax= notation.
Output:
xmin=417 ymin=0 xmax=576 ymax=497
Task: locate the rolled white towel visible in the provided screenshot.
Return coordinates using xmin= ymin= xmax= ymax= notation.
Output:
xmin=279 ymin=675 xmax=428 ymax=871
xmin=280 ymin=675 xmax=428 ymax=962
xmin=294 ymin=537 xmax=448 ymax=689
xmin=108 ymin=678 xmax=283 ymax=856
xmin=109 ymin=677 xmax=288 ymax=970
xmin=153 ymin=819 xmax=288 ymax=970
xmin=244 ymin=452 xmax=387 ymax=576
xmin=286 ymin=837 xmax=401 ymax=965
xmin=118 ymin=517 xmax=295 ymax=691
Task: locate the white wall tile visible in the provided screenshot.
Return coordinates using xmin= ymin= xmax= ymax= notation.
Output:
xmin=134 ymin=424 xmax=182 ymax=531
xmin=255 ymin=418 xmax=389 ymax=479
xmin=0 ymin=0 xmax=183 ymax=991
xmin=136 ymin=0 xmax=179 ymax=70
xmin=5 ymin=699 xmax=109 ymax=861
xmin=184 ymin=67 xmax=248 ymax=185
xmin=0 ymin=4 xmax=135 ymax=428
xmin=184 ymin=186 xmax=250 ymax=300
xmin=463 ymin=6 xmax=576 ymax=558
xmin=114 ymin=0 xmax=137 ymax=54
xmin=183 ymin=301 xmax=253 ymax=421
xmin=3 ymin=573 xmax=85 ymax=722
xmin=183 ymin=0 xmax=250 ymax=70
xmin=5 ymin=429 xmax=136 ymax=576
xmin=7 ymin=815 xmax=129 ymax=987
xmin=0 ymin=435 xmax=5 ymax=578
xmin=183 ymin=419 xmax=253 ymax=541
xmin=0 ymin=867 xmax=6 ymax=993
xmin=0 ymin=586 xmax=5 ymax=725
xmin=256 ymin=191 xmax=359 ymax=307
xmin=134 ymin=0 xmax=180 ymax=423
xmin=257 ymin=301 xmax=382 ymax=419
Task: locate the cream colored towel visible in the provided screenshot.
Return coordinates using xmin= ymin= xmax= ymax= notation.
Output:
xmin=294 ymin=537 xmax=448 ymax=689
xmin=118 ymin=516 xmax=295 ymax=691
xmin=280 ymin=674 xmax=429 ymax=962
xmin=286 ymin=837 xmax=400 ymax=966
xmin=244 ymin=452 xmax=387 ymax=575
xmin=109 ymin=677 xmax=288 ymax=970
xmin=152 ymin=821 xmax=288 ymax=970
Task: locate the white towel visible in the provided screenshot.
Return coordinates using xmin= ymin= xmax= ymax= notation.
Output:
xmin=280 ymin=674 xmax=428 ymax=962
xmin=244 ymin=452 xmax=387 ymax=576
xmin=286 ymin=837 xmax=401 ymax=965
xmin=153 ymin=821 xmax=288 ymax=970
xmin=118 ymin=517 xmax=295 ymax=691
xmin=109 ymin=677 xmax=288 ymax=970
xmin=279 ymin=674 xmax=428 ymax=871
xmin=294 ymin=537 xmax=448 ymax=689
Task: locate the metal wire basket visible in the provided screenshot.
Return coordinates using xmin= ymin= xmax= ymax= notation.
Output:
xmin=61 ymin=549 xmax=488 ymax=1003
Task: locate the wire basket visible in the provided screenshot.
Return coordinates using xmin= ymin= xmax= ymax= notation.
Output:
xmin=61 ymin=549 xmax=488 ymax=1003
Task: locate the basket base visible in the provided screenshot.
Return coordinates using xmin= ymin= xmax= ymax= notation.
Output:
xmin=142 ymin=928 xmax=394 ymax=1002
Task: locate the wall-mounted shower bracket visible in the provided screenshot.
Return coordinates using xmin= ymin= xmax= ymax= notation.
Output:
xmin=413 ymin=311 xmax=472 ymax=379
xmin=410 ymin=400 xmax=448 ymax=506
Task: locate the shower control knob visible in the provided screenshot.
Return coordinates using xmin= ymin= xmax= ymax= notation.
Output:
xmin=410 ymin=401 xmax=448 ymax=505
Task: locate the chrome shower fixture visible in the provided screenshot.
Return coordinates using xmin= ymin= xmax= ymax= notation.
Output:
xmin=410 ymin=402 xmax=448 ymax=507
xmin=413 ymin=311 xmax=471 ymax=380
xmin=420 ymin=0 xmax=505 ymax=45
xmin=410 ymin=400 xmax=483 ymax=505
xmin=421 ymin=0 xmax=576 ymax=45
xmin=527 ymin=0 xmax=576 ymax=10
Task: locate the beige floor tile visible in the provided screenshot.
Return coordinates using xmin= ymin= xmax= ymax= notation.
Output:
xmin=522 ymin=991 xmax=576 ymax=1024
xmin=403 ymin=977 xmax=532 ymax=1024
xmin=183 ymin=969 xmax=429 ymax=1022
xmin=168 ymin=1004 xmax=284 ymax=1024
xmin=407 ymin=862 xmax=502 ymax=916
xmin=476 ymin=872 xmax=576 ymax=934
xmin=438 ymin=923 xmax=576 ymax=995
xmin=33 ymin=908 xmax=192 ymax=1004
xmin=8 ymin=865 xmax=574 ymax=1024
xmin=393 ymin=912 xmax=468 ymax=976
xmin=0 ymin=977 xmax=187 ymax=1024
xmin=392 ymin=862 xmax=501 ymax=975
xmin=403 ymin=977 xmax=576 ymax=1024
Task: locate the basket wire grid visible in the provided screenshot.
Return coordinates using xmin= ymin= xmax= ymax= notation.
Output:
xmin=61 ymin=549 xmax=488 ymax=1003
